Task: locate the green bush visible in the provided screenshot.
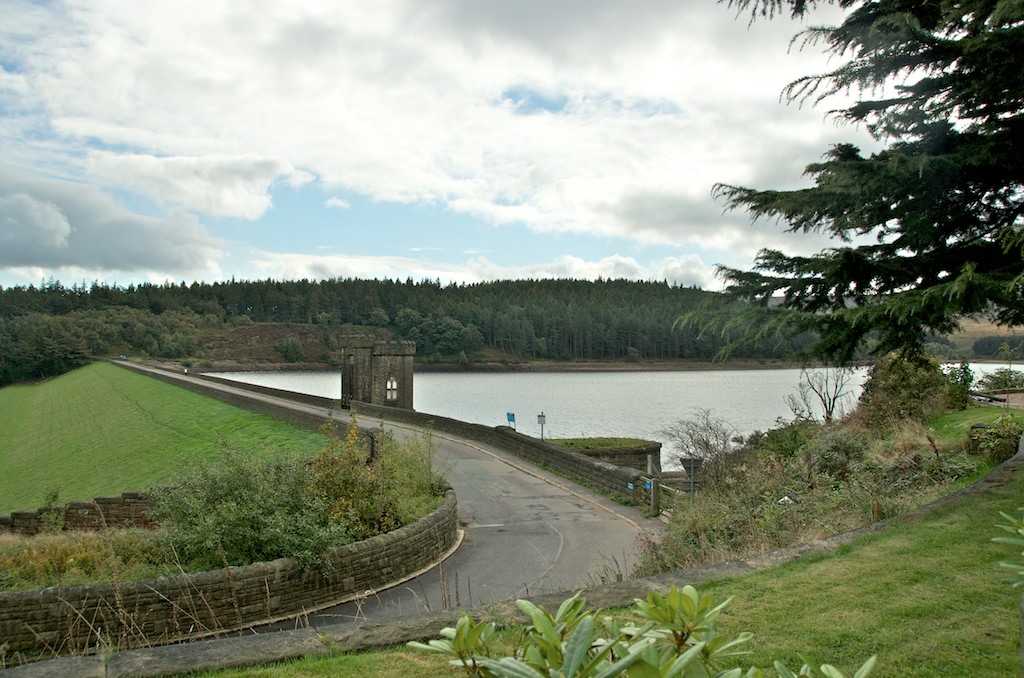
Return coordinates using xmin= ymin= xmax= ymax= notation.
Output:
xmin=153 ymin=421 xmax=442 ymax=571
xmin=373 ymin=425 xmax=443 ymax=525
xmin=275 ymin=336 xmax=305 ymax=363
xmin=973 ymin=414 xmax=1023 ymax=463
xmin=856 ymin=353 xmax=946 ymax=428
xmin=753 ymin=419 xmax=819 ymax=461
xmin=806 ymin=429 xmax=868 ymax=483
xmin=977 ymin=367 xmax=1024 ymax=392
xmin=410 ymin=586 xmax=876 ymax=677
xmin=942 ymin=360 xmax=974 ymax=410
xmin=311 ymin=421 xmax=399 ymax=539
xmin=151 ymin=447 xmax=344 ymax=571
xmin=993 ymin=507 xmax=1024 ymax=587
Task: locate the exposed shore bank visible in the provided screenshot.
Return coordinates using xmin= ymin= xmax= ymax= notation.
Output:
xmin=170 ymin=357 xmax=806 ymax=375
xmin=415 ymin=358 xmax=806 ymax=373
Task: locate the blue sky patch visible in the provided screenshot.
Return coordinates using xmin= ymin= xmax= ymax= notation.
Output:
xmin=501 ymin=85 xmax=570 ymax=115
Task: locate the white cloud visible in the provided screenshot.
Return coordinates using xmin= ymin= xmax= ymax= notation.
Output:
xmin=0 ymin=165 xmax=221 ymax=278
xmin=0 ymin=193 xmax=72 ymax=258
xmin=249 ymin=252 xmax=480 ymax=285
xmin=466 ymin=254 xmax=717 ymax=288
xmin=243 ymin=250 xmax=717 ymax=289
xmin=1 ymin=0 xmax=874 ymax=284
xmin=88 ymin=152 xmax=293 ymax=219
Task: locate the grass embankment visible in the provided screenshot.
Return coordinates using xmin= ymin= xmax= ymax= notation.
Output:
xmin=200 ymin=455 xmax=1023 ymax=677
xmin=0 ymin=362 xmax=324 ymax=514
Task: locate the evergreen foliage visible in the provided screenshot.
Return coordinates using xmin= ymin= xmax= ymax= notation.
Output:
xmin=971 ymin=335 xmax=1023 ymax=358
xmin=0 ymin=278 xmax=812 ymax=385
xmin=856 ymin=352 xmax=947 ymax=427
xmin=710 ymin=0 xmax=1024 ymax=362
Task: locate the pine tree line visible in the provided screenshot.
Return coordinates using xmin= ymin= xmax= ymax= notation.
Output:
xmin=0 ymin=277 xmax=816 ymax=385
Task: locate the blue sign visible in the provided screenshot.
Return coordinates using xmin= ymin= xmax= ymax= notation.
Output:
xmin=507 ymin=412 xmax=515 ymax=424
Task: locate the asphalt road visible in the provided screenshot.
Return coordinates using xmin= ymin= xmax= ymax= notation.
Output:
xmin=287 ymin=423 xmax=653 ymax=628
xmin=119 ymin=362 xmax=660 ymax=628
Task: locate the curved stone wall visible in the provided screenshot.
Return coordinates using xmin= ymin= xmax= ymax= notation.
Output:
xmin=0 ymin=488 xmax=458 ymax=656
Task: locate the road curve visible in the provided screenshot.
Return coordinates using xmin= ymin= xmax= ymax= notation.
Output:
xmin=117 ymin=362 xmax=660 ymax=627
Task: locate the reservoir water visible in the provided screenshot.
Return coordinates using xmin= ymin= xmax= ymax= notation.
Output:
xmin=211 ymin=367 xmax=875 ymax=463
xmin=211 ymin=363 xmax=1007 ymax=466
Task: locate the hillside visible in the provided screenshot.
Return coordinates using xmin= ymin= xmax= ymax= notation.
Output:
xmin=1 ymin=278 xmax=1020 ymax=387
xmin=0 ymin=362 xmax=323 ymax=514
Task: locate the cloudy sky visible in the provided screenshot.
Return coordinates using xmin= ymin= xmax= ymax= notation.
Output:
xmin=0 ymin=0 xmax=878 ymax=291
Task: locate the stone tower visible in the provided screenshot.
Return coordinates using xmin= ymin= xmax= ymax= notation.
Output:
xmin=340 ymin=337 xmax=415 ymax=409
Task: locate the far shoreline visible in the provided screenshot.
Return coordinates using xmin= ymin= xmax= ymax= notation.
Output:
xmin=411 ymin=358 xmax=811 ymax=373
xmin=185 ymin=357 xmax=806 ymax=375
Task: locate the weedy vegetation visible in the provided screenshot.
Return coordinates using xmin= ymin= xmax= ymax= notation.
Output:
xmin=637 ymin=353 xmax=1023 ymax=574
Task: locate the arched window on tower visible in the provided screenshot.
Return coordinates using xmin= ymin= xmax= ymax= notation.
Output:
xmin=386 ymin=377 xmax=398 ymax=401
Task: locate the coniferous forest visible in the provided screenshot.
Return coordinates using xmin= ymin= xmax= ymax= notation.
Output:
xmin=0 ymin=277 xmax=820 ymax=386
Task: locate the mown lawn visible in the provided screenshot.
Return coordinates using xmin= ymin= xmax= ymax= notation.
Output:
xmin=701 ymin=464 xmax=1023 ymax=675
xmin=930 ymin=404 xmax=1024 ymax=445
xmin=0 ymin=362 xmax=325 ymax=513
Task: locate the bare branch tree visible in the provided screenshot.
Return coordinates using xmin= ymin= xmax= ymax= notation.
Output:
xmin=786 ymin=365 xmax=854 ymax=423
xmin=659 ymin=407 xmax=736 ymax=466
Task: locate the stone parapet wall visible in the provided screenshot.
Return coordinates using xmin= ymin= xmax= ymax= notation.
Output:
xmin=353 ymin=402 xmax=647 ymax=504
xmin=571 ymin=442 xmax=662 ymax=472
xmin=0 ymin=492 xmax=157 ymax=536
xmin=0 ymin=488 xmax=458 ymax=656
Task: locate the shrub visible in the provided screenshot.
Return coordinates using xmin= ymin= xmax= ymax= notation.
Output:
xmin=753 ymin=418 xmax=819 ymax=461
xmin=973 ymin=414 xmax=1024 ymax=463
xmin=942 ymin=359 xmax=974 ymax=410
xmin=310 ymin=420 xmax=442 ymax=541
xmin=640 ymin=412 xmax=987 ymax=577
xmin=151 ymin=447 xmax=343 ymax=571
xmin=373 ymin=425 xmax=443 ymax=525
xmin=993 ymin=507 xmax=1024 ymax=587
xmin=275 ymin=336 xmax=305 ymax=362
xmin=310 ymin=421 xmax=400 ymax=539
xmin=977 ymin=367 xmax=1024 ymax=392
xmin=410 ymin=586 xmax=876 ymax=677
xmin=856 ymin=353 xmax=946 ymax=428
xmin=806 ymin=428 xmax=868 ymax=483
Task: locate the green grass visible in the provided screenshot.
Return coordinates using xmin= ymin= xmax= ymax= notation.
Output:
xmin=697 ymin=468 xmax=1023 ymax=675
xmin=0 ymin=362 xmax=325 ymax=514
xmin=196 ymin=460 xmax=1024 ymax=677
xmin=930 ymin=404 xmax=1024 ymax=445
